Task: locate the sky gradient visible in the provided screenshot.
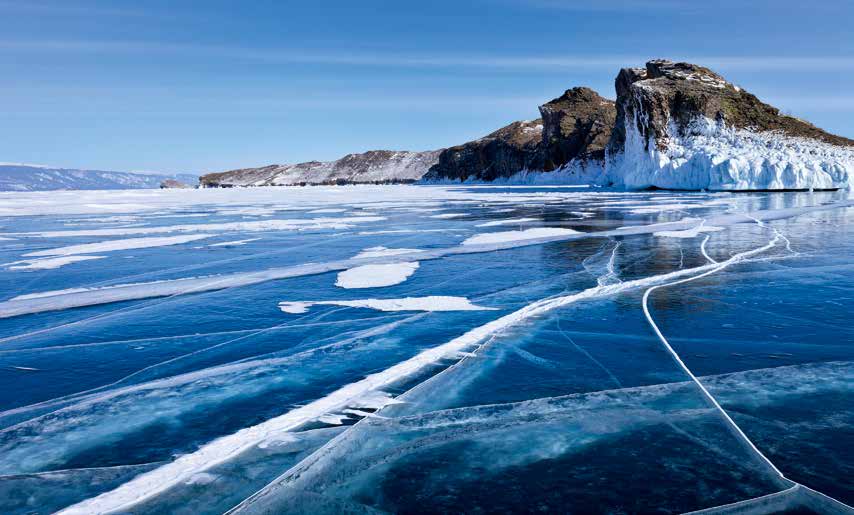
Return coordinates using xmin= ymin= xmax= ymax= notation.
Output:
xmin=3 ymin=0 xmax=854 ymax=173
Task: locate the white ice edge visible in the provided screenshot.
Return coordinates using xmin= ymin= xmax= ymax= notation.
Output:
xmin=59 ymin=219 xmax=786 ymax=514
xmin=2 ymin=200 xmax=851 ymax=319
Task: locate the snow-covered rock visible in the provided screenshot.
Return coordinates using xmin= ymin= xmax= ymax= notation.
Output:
xmin=199 ymin=60 xmax=854 ymax=191
xmin=603 ymin=60 xmax=854 ymax=190
xmin=423 ymin=87 xmax=615 ymax=182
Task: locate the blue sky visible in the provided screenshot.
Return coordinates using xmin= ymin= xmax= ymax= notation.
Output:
xmin=2 ymin=0 xmax=854 ymax=173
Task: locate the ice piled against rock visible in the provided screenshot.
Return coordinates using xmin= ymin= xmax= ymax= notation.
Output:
xmin=603 ymin=60 xmax=854 ymax=190
xmin=423 ymin=59 xmax=854 ymax=191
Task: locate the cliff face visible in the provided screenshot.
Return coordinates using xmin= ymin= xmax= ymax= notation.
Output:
xmin=423 ymin=87 xmax=616 ymax=182
xmin=605 ymin=59 xmax=854 ymax=190
xmin=422 ymin=119 xmax=544 ymax=182
xmin=539 ymin=87 xmax=616 ymax=169
xmin=199 ymin=150 xmax=441 ymax=187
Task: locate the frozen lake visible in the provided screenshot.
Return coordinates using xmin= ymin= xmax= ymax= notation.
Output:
xmin=0 ymin=185 xmax=851 ymax=513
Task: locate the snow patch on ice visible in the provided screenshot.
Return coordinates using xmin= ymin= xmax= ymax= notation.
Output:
xmin=278 ymin=296 xmax=496 ymax=314
xmin=10 ymin=217 xmax=386 ymax=238
xmin=352 ymin=246 xmax=421 ymax=259
xmin=655 ymin=225 xmax=724 ymax=238
xmin=6 ymin=255 xmax=107 ymax=271
xmin=308 ymin=208 xmax=347 ymax=214
xmin=335 ymin=262 xmax=420 ymax=288
xmin=209 ymin=238 xmax=261 ymax=247
xmin=462 ymin=227 xmax=579 ymax=246
xmin=476 ymin=218 xmax=538 ymax=227
xmin=24 ymin=234 xmax=213 ymax=257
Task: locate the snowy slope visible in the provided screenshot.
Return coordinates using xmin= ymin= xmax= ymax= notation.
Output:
xmin=200 ymin=150 xmax=441 ymax=187
xmin=0 ymin=164 xmax=198 ymax=191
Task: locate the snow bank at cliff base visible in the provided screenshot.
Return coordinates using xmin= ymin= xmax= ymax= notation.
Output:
xmin=608 ymin=117 xmax=854 ymax=191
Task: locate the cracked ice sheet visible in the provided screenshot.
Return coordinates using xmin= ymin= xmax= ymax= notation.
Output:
xmin=229 ymin=384 xmax=782 ymax=515
xmin=54 ymin=240 xmax=789 ymax=514
xmin=2 ymin=198 xmax=851 ymax=319
xmin=279 ymin=296 xmax=497 ymax=314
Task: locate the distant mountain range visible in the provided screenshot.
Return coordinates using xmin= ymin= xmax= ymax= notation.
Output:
xmin=0 ymin=164 xmax=197 ymax=192
xmin=202 ymin=59 xmax=854 ymax=191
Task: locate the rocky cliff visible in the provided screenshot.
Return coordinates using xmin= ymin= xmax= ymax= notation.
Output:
xmin=604 ymin=59 xmax=854 ymax=190
xmin=423 ymin=87 xmax=616 ymax=182
xmin=202 ymin=59 xmax=853 ymax=190
xmin=199 ymin=150 xmax=441 ymax=187
xmin=421 ymin=119 xmax=544 ymax=182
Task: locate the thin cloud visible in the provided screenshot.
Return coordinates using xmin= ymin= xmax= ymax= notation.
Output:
xmin=2 ymin=39 xmax=854 ymax=73
xmin=511 ymin=0 xmax=702 ymax=11
xmin=0 ymin=1 xmax=152 ymax=17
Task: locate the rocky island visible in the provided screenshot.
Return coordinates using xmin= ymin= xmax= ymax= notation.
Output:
xmin=200 ymin=60 xmax=854 ymax=191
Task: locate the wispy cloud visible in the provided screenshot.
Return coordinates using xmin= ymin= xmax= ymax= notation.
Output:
xmin=0 ymin=1 xmax=151 ymax=17
xmin=510 ymin=0 xmax=703 ymax=11
xmin=2 ymin=39 xmax=854 ymax=73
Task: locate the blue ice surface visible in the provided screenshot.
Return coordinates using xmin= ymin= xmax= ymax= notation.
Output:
xmin=0 ymin=186 xmax=850 ymax=514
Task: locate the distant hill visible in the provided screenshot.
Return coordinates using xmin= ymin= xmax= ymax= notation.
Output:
xmin=0 ymin=164 xmax=198 ymax=191
xmin=199 ymin=150 xmax=441 ymax=188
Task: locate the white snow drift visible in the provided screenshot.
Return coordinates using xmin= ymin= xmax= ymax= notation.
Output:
xmin=278 ymin=296 xmax=496 ymax=314
xmin=335 ymin=262 xmax=420 ymax=288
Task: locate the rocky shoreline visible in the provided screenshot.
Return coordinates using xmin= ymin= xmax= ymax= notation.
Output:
xmin=200 ymin=59 xmax=854 ymax=191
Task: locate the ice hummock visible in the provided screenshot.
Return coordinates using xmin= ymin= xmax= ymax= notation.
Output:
xmin=606 ymin=117 xmax=854 ymax=191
